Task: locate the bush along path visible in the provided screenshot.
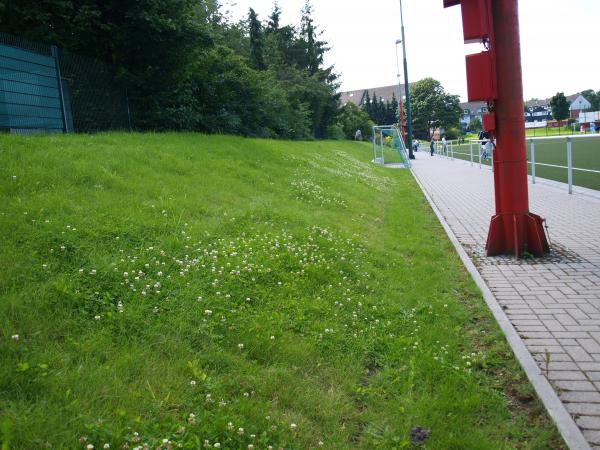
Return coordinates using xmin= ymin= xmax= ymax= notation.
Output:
xmin=0 ymin=133 xmax=566 ymax=449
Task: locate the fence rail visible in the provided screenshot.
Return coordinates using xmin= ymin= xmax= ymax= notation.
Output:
xmin=434 ymin=135 xmax=600 ymax=194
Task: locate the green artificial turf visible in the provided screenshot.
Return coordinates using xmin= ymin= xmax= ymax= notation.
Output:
xmin=450 ymin=136 xmax=600 ymax=190
xmin=0 ymin=133 xmax=565 ymax=449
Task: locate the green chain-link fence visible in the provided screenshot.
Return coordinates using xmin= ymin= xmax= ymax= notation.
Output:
xmin=0 ymin=32 xmax=131 ymax=133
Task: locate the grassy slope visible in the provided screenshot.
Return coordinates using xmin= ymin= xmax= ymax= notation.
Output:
xmin=0 ymin=133 xmax=564 ymax=449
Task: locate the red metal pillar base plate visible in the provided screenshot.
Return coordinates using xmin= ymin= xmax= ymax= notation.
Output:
xmin=486 ymin=212 xmax=549 ymax=257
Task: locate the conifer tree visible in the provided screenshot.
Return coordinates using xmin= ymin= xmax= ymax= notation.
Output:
xmin=248 ymin=8 xmax=266 ymax=70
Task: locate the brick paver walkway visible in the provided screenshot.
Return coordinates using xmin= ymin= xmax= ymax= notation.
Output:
xmin=411 ymin=152 xmax=600 ymax=448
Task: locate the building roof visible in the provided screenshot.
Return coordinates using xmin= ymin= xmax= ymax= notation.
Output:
xmin=339 ymin=84 xmax=404 ymax=106
xmin=525 ymin=93 xmax=581 ymax=108
xmin=339 ymin=85 xmax=589 ymax=113
xmin=569 ymin=94 xmax=592 ymax=111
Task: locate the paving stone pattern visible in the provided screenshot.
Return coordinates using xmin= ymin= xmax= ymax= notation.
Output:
xmin=411 ymin=153 xmax=600 ymax=448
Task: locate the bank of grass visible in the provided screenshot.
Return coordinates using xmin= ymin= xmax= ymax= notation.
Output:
xmin=0 ymin=133 xmax=565 ymax=449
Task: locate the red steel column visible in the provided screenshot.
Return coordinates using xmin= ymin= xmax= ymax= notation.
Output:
xmin=485 ymin=0 xmax=549 ymax=257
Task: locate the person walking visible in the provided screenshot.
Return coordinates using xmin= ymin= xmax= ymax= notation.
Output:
xmin=478 ymin=130 xmax=490 ymax=160
xmin=441 ymin=136 xmax=448 ymax=156
xmin=430 ymin=138 xmax=435 ymax=156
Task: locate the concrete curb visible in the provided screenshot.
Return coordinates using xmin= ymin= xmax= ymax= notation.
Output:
xmin=409 ymin=168 xmax=591 ymax=450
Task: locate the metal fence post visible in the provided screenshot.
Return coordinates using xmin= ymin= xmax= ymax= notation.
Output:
xmin=380 ymin=129 xmax=384 ymax=164
xmin=372 ymin=128 xmax=377 ymax=162
xmin=450 ymin=141 xmax=454 ymax=160
xmin=567 ymin=137 xmax=573 ymax=194
xmin=469 ymin=140 xmax=473 ymax=166
xmin=51 ymin=45 xmax=69 ymax=133
xmin=530 ymin=140 xmax=536 ymax=184
xmin=125 ymin=87 xmax=132 ymax=132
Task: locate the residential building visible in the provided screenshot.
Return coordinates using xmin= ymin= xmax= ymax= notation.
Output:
xmin=569 ymin=94 xmax=592 ymax=118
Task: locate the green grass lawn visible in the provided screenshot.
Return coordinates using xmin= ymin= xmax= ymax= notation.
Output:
xmin=0 ymin=133 xmax=565 ymax=449
xmin=450 ymin=136 xmax=600 ymax=190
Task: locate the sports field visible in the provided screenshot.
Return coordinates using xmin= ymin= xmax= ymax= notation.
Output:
xmin=0 ymin=133 xmax=564 ymax=449
xmin=448 ymin=136 xmax=600 ymax=191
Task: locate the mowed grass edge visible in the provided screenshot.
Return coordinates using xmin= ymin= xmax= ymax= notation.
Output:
xmin=0 ymin=133 xmax=565 ymax=449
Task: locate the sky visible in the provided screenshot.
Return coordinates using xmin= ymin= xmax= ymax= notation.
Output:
xmin=223 ymin=0 xmax=600 ymax=102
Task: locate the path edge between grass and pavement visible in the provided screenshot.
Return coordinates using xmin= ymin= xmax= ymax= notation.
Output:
xmin=409 ymin=167 xmax=591 ymax=450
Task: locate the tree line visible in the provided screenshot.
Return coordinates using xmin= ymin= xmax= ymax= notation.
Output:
xmin=337 ymin=78 xmax=463 ymax=140
xmin=1 ymin=0 xmax=340 ymax=139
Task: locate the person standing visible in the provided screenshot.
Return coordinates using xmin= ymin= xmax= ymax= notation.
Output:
xmin=478 ymin=130 xmax=490 ymax=159
xmin=441 ymin=136 xmax=448 ymax=155
xmin=430 ymin=138 xmax=435 ymax=156
xmin=354 ymin=129 xmax=362 ymax=141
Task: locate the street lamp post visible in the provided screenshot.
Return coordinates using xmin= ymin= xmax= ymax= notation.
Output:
xmin=399 ymin=0 xmax=414 ymax=159
xmin=394 ymin=42 xmax=405 ymax=142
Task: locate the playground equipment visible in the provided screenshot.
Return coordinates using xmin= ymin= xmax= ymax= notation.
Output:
xmin=372 ymin=125 xmax=412 ymax=168
xmin=444 ymin=0 xmax=549 ymax=257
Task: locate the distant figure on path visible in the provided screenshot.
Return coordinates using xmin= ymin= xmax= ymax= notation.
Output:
xmin=430 ymin=138 xmax=435 ymax=156
xmin=441 ymin=136 xmax=448 ymax=155
xmin=478 ymin=130 xmax=490 ymax=160
xmin=354 ymin=129 xmax=362 ymax=141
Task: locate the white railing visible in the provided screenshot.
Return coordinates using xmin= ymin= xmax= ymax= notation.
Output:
xmin=436 ymin=135 xmax=600 ymax=194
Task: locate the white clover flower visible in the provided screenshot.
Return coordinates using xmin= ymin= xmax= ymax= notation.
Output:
xmin=290 ymin=423 xmax=297 ymax=431
xmin=247 ymin=445 xmax=254 ymax=449
xmin=190 ymin=380 xmax=196 ymax=386
xmin=237 ymin=428 xmax=244 ymax=435
xmin=270 ymin=336 xmax=275 ymax=340
xmin=213 ymin=443 xmax=221 ymax=448
xmin=94 ymin=315 xmax=101 ymax=320
xmin=204 ymin=310 xmax=213 ymax=316
xmin=11 ymin=334 xmax=19 ymax=341
xmin=318 ymin=441 xmax=324 ymax=447
xmin=103 ymin=444 xmax=110 ymax=449
xmin=87 ymin=445 xmax=94 ymax=450
xmin=238 ymin=343 xmax=244 ymax=350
